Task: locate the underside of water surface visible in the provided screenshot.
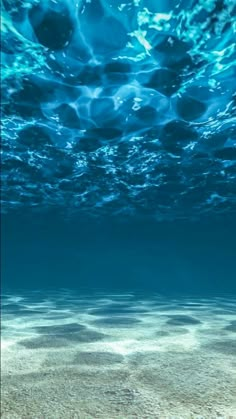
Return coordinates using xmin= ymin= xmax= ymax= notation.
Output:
xmin=1 ymin=0 xmax=236 ymax=418
xmin=1 ymin=0 xmax=236 ymax=219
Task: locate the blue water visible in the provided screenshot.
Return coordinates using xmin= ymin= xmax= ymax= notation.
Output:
xmin=1 ymin=0 xmax=236 ymax=219
xmin=1 ymin=0 xmax=236 ymax=417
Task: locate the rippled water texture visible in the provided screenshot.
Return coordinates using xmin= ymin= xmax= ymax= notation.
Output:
xmin=1 ymin=0 xmax=236 ymax=219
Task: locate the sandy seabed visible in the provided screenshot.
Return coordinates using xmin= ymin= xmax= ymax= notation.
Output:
xmin=1 ymin=290 xmax=236 ymax=418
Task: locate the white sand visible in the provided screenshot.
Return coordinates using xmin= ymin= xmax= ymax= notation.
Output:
xmin=1 ymin=291 xmax=236 ymax=418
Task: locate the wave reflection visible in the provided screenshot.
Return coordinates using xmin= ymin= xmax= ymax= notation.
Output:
xmin=1 ymin=0 xmax=236 ymax=219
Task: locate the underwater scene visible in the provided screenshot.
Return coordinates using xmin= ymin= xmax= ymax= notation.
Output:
xmin=1 ymin=0 xmax=236 ymax=417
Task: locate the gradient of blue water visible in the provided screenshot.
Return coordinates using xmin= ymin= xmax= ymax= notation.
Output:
xmin=2 ymin=212 xmax=236 ymax=295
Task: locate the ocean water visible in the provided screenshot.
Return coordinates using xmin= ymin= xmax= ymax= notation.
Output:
xmin=1 ymin=0 xmax=236 ymax=417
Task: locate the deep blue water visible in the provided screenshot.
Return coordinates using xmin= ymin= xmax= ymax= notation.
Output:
xmin=1 ymin=0 xmax=236 ymax=303
xmin=1 ymin=0 xmax=236 ymax=295
xmin=2 ymin=212 xmax=236 ymax=295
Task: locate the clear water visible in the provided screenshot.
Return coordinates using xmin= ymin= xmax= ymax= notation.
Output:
xmin=1 ymin=0 xmax=236 ymax=417
xmin=1 ymin=0 xmax=236 ymax=219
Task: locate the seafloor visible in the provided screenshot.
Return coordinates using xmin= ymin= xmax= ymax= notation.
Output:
xmin=1 ymin=290 xmax=236 ymax=418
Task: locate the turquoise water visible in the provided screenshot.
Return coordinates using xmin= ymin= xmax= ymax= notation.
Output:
xmin=1 ymin=0 xmax=236 ymax=219
xmin=1 ymin=0 xmax=236 ymax=417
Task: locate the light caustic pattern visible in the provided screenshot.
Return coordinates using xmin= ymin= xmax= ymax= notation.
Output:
xmin=1 ymin=0 xmax=236 ymax=219
xmin=1 ymin=291 xmax=236 ymax=417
